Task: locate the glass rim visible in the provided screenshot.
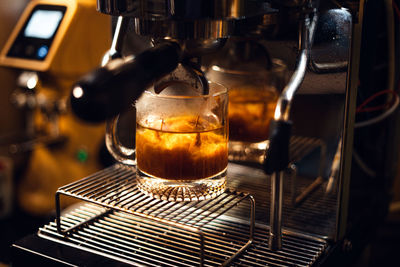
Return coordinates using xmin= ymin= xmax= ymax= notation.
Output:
xmin=143 ymin=81 xmax=227 ymax=100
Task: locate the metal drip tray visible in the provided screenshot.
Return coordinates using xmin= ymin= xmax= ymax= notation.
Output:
xmin=39 ymin=203 xmax=328 ymax=266
xmin=42 ymin=163 xmax=331 ymax=266
xmin=55 ymin=164 xmax=255 ymax=266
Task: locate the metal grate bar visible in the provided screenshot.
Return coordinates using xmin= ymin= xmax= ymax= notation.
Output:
xmin=192 ymin=192 xmax=251 ymax=228
xmin=101 ymin=183 xmax=138 ymax=205
xmin=54 ymin=204 xmax=250 ymax=265
xmin=57 ymin=206 xmax=206 ymax=265
xmin=159 ymin=192 xmax=229 ymax=221
xmin=113 ymin=187 xmax=145 ymax=207
xmin=66 ymin=169 xmax=128 ymax=195
xmin=79 ymin=174 xmax=129 ymax=198
xmin=102 ymin=214 xmax=247 ymax=256
xmin=89 ymin=174 xmax=133 ymax=200
xmin=57 ymin=167 xmax=122 ymax=191
xmin=105 ymin=214 xmax=200 ymax=242
xmin=175 ymin=194 xmax=238 ymax=226
xmin=86 ymin=224 xmax=202 ymax=262
xmin=45 ymin=223 xmax=188 ymax=267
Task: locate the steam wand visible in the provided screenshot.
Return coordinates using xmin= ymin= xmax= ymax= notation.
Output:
xmin=264 ymin=9 xmax=315 ymax=251
xmin=101 ymin=16 xmax=130 ymax=66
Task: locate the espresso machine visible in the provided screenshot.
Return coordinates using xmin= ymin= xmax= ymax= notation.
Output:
xmin=0 ymin=0 xmax=111 ymax=217
xmin=0 ymin=1 xmax=111 ymax=262
xmin=8 ymin=0 xmax=400 ymax=266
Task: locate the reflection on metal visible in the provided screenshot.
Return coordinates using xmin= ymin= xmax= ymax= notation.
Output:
xmin=97 ymin=0 xmax=277 ymax=39
xmin=97 ymin=0 xmax=272 ymax=18
xmin=309 ymin=8 xmax=352 ymax=73
xmin=269 ymin=171 xmax=283 ymax=250
xmin=101 ymin=16 xmax=130 ymax=66
xmin=55 ymin=164 xmax=255 ymax=266
xmin=274 ymin=14 xmax=312 ymax=121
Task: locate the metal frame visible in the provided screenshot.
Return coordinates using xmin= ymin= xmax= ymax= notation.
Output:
xmin=336 ymin=0 xmax=365 ymax=242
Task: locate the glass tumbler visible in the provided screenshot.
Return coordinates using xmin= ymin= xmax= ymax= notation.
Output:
xmin=106 ymin=82 xmax=228 ymax=202
xmin=207 ymin=59 xmax=287 ymax=163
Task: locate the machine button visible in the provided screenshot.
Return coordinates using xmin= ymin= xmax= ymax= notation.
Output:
xmin=25 ymin=45 xmax=35 ymax=57
xmin=37 ymin=45 xmax=49 ymax=59
xmin=76 ymin=148 xmax=89 ymax=163
xmin=25 ymin=45 xmax=35 ymax=56
xmin=10 ymin=42 xmax=23 ymax=56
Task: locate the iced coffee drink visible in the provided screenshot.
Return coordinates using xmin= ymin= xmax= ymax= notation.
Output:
xmin=229 ymin=87 xmax=278 ymax=142
xmin=136 ymin=115 xmax=228 ymax=180
xmin=206 ymin=59 xmax=287 ymax=163
xmin=134 ymin=82 xmax=228 ymax=201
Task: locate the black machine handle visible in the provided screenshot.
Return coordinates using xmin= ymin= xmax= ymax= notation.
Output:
xmin=264 ymin=119 xmax=292 ymax=175
xmin=70 ymin=42 xmax=182 ymax=123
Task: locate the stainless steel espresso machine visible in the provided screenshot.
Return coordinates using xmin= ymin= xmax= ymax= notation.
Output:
xmin=8 ymin=0 xmax=400 ymax=266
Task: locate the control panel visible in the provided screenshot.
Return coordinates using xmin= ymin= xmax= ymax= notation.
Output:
xmin=0 ymin=0 xmax=109 ymax=76
xmin=7 ymin=5 xmax=66 ymax=61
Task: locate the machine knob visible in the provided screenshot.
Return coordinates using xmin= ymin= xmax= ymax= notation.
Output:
xmin=70 ymin=42 xmax=181 ymax=123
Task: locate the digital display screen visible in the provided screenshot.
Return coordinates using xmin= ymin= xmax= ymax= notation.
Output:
xmin=24 ymin=10 xmax=64 ymax=39
xmin=6 ymin=4 xmax=66 ymax=61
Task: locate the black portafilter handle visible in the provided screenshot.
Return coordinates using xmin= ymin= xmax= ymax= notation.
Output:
xmin=70 ymin=42 xmax=182 ymax=123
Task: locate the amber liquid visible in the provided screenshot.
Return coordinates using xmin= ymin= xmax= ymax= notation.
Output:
xmin=136 ymin=116 xmax=228 ymax=180
xmin=229 ymin=88 xmax=278 ymax=142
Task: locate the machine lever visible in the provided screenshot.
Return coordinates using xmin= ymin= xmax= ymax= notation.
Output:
xmin=70 ymin=42 xmax=182 ymax=123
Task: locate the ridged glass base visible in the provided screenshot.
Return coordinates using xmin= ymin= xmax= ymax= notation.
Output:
xmin=136 ymin=169 xmax=227 ymax=202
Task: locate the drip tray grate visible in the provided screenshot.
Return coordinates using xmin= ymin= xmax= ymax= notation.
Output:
xmin=39 ymin=203 xmax=328 ymax=266
xmin=55 ymin=164 xmax=255 ymax=266
xmin=48 ymin=164 xmax=329 ymax=266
